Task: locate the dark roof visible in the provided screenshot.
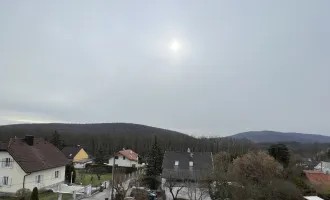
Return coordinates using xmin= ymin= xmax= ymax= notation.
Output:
xmin=61 ymin=146 xmax=82 ymax=159
xmin=7 ymin=138 xmax=70 ymax=173
xmin=0 ymin=141 xmax=8 ymax=151
xmin=162 ymin=151 xmax=213 ymax=180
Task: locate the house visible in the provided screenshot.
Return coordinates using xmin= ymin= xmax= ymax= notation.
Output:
xmin=61 ymin=146 xmax=92 ymax=168
xmin=62 ymin=146 xmax=89 ymax=162
xmin=314 ymin=161 xmax=330 ymax=174
xmin=108 ymin=149 xmax=139 ymax=168
xmin=73 ymin=158 xmax=93 ymax=169
xmin=161 ymin=149 xmax=213 ymax=181
xmin=0 ymin=135 xmax=69 ymax=195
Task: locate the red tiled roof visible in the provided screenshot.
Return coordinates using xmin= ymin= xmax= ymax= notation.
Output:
xmin=119 ymin=149 xmax=138 ymax=161
xmin=304 ymin=170 xmax=330 ymax=185
xmin=7 ymin=138 xmax=70 ymax=173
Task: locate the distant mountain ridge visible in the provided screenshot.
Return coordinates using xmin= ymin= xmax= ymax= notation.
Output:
xmin=231 ymin=131 xmax=330 ymax=143
xmin=0 ymin=123 xmax=256 ymax=156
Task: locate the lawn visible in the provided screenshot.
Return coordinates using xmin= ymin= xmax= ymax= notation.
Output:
xmin=0 ymin=192 xmax=72 ymax=200
xmin=39 ymin=192 xmax=72 ymax=200
xmin=76 ymin=171 xmax=112 ymax=187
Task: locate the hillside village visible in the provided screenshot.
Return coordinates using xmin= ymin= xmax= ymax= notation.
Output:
xmin=1 ymin=130 xmax=330 ymax=200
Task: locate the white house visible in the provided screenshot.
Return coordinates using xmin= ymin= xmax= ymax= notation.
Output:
xmin=108 ymin=149 xmax=140 ymax=168
xmin=314 ymin=161 xmax=330 ymax=174
xmin=0 ymin=136 xmax=69 ymax=195
xmin=73 ymin=158 xmax=93 ymax=169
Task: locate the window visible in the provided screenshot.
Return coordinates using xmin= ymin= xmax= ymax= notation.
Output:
xmin=123 ymin=156 xmax=126 ymax=160
xmin=132 ymin=164 xmax=136 ymax=168
xmin=55 ymin=171 xmax=59 ymax=179
xmin=35 ymin=175 xmax=43 ymax=184
xmin=2 ymin=158 xmax=13 ymax=168
xmin=174 ymin=161 xmax=179 ymax=166
xmin=189 ymin=161 xmax=193 ymax=167
xmin=115 ymin=156 xmax=118 ymax=159
xmin=3 ymin=176 xmax=9 ymax=185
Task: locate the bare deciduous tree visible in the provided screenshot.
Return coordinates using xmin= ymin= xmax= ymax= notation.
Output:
xmin=230 ymin=151 xmax=283 ymax=185
xmin=184 ymin=181 xmax=209 ymax=200
xmin=164 ymin=175 xmax=185 ymax=200
xmin=113 ymin=173 xmax=132 ymax=200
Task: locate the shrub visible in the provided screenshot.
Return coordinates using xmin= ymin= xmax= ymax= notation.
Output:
xmin=30 ymin=187 xmax=39 ymax=200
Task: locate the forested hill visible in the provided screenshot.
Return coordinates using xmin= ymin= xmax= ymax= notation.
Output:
xmin=0 ymin=123 xmax=256 ymax=157
xmin=231 ymin=131 xmax=330 ymax=143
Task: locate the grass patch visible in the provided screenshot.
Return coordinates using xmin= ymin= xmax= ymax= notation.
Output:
xmin=39 ymin=192 xmax=72 ymax=200
xmin=76 ymin=171 xmax=112 ymax=187
xmin=0 ymin=192 xmax=72 ymax=200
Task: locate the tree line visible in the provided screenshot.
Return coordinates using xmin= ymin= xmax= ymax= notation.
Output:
xmin=0 ymin=123 xmax=256 ymax=158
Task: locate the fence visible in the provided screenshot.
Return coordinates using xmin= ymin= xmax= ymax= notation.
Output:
xmin=74 ymin=184 xmax=92 ymax=200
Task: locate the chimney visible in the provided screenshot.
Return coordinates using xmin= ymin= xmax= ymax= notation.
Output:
xmin=25 ymin=135 xmax=34 ymax=146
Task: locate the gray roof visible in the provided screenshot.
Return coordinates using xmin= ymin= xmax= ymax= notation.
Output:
xmin=315 ymin=161 xmax=330 ymax=170
xmin=161 ymin=151 xmax=213 ymax=180
xmin=62 ymin=146 xmax=82 ymax=159
xmin=0 ymin=141 xmax=8 ymax=151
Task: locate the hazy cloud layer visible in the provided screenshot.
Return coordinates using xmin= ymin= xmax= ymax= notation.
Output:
xmin=1 ymin=0 xmax=330 ymax=136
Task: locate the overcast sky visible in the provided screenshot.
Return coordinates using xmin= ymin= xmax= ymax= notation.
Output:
xmin=1 ymin=1 xmax=330 ymax=136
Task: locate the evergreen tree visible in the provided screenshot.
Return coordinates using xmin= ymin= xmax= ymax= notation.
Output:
xmin=50 ymin=130 xmax=62 ymax=149
xmin=144 ymin=136 xmax=163 ymax=189
xmin=94 ymin=147 xmax=107 ymax=164
xmin=268 ymin=143 xmax=290 ymax=168
xmin=30 ymin=187 xmax=39 ymax=200
xmin=65 ymin=164 xmax=76 ymax=183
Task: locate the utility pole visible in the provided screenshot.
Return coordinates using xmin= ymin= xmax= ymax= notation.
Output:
xmin=71 ymin=171 xmax=73 ymax=185
xmin=111 ymin=154 xmax=116 ymax=200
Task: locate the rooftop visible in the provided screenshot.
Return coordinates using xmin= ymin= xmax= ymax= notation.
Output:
xmin=6 ymin=136 xmax=69 ymax=173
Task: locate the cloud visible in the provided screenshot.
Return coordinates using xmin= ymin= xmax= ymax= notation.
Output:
xmin=0 ymin=0 xmax=330 ymax=135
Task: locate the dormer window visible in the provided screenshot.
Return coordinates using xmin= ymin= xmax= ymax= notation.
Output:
xmin=175 ymin=161 xmax=179 ymax=166
xmin=189 ymin=161 xmax=193 ymax=167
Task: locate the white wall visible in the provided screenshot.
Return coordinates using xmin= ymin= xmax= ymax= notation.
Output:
xmin=0 ymin=151 xmax=65 ymax=194
xmin=314 ymin=162 xmax=330 ymax=174
xmin=108 ymin=155 xmax=138 ymax=167
xmin=24 ymin=166 xmax=66 ymax=192
xmin=74 ymin=161 xmax=92 ymax=169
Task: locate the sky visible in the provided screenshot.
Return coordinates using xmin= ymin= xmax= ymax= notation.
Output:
xmin=0 ymin=1 xmax=330 ymax=136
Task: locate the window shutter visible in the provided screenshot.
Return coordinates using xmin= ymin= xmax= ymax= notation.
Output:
xmin=0 ymin=177 xmax=3 ymax=186
xmin=1 ymin=158 xmax=4 ymax=168
xmin=59 ymin=171 xmax=61 ymax=179
xmin=35 ymin=176 xmax=38 ymax=184
xmin=9 ymin=178 xmax=12 ymax=187
xmin=10 ymin=159 xmax=13 ymax=168
xmin=41 ymin=175 xmax=44 ymax=183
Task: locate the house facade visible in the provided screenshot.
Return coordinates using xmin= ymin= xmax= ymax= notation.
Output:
xmin=314 ymin=161 xmax=330 ymax=174
xmin=0 ymin=136 xmax=69 ymax=195
xmin=73 ymin=158 xmax=93 ymax=169
xmin=108 ymin=149 xmax=139 ymax=168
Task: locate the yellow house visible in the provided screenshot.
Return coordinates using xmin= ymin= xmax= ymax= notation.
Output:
xmin=62 ymin=146 xmax=89 ymax=162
